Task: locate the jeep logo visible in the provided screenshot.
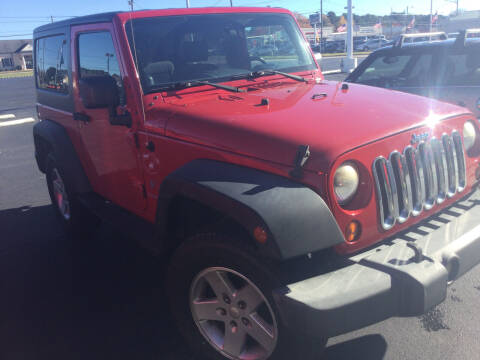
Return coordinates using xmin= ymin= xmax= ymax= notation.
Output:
xmin=411 ymin=132 xmax=429 ymax=144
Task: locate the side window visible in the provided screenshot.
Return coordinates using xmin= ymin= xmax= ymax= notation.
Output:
xmin=78 ymin=31 xmax=124 ymax=102
xmin=403 ymin=53 xmax=434 ymax=86
xmin=36 ymin=35 xmax=69 ymax=93
xmin=442 ymin=51 xmax=480 ymax=86
xmin=356 ymin=54 xmax=412 ymax=82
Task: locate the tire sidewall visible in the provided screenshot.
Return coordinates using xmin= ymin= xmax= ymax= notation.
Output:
xmin=167 ymin=235 xmax=321 ymax=360
xmin=45 ymin=153 xmax=98 ymax=234
xmin=46 ymin=154 xmax=72 ymax=227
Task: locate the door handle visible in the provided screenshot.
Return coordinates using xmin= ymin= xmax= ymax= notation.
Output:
xmin=73 ymin=112 xmax=90 ymax=123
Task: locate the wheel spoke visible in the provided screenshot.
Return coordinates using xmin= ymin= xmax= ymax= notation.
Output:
xmin=237 ymin=284 xmax=264 ymax=312
xmin=223 ymin=324 xmax=247 ymax=357
xmin=191 ymin=299 xmax=224 ymax=321
xmin=53 ymin=179 xmax=62 ymax=195
xmin=246 ymin=312 xmax=276 ymax=352
xmin=203 ymin=270 xmax=236 ymax=298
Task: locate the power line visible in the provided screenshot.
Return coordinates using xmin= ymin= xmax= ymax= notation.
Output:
xmin=0 ymin=34 xmax=32 ymax=38
xmin=3 ymin=16 xmax=75 ymax=18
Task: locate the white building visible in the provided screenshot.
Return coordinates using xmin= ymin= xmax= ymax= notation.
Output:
xmin=0 ymin=40 xmax=33 ymax=71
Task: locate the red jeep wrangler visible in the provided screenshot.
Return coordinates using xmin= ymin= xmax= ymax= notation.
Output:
xmin=33 ymin=7 xmax=480 ymax=360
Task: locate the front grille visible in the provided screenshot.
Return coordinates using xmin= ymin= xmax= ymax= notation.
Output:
xmin=373 ymin=131 xmax=466 ymax=230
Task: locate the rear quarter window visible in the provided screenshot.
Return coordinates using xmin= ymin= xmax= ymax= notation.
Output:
xmin=442 ymin=49 xmax=480 ymax=86
xmin=36 ymin=35 xmax=69 ymax=93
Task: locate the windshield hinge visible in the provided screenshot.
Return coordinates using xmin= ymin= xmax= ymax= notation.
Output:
xmin=290 ymin=145 xmax=311 ymax=178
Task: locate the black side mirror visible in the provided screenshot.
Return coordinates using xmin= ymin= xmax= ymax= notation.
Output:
xmin=79 ymin=76 xmax=119 ymax=109
xmin=78 ymin=76 xmax=131 ymax=127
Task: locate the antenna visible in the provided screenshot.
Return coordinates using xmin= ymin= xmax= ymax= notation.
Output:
xmin=126 ymin=0 xmax=148 ymax=134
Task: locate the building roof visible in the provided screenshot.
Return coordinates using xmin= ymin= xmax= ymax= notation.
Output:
xmin=0 ymin=39 xmax=33 ymax=55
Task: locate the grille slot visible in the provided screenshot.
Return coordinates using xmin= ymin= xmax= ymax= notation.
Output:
xmin=373 ymin=131 xmax=467 ymax=230
xmin=452 ymin=131 xmax=466 ymax=192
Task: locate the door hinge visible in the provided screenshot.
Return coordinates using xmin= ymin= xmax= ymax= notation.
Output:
xmin=73 ymin=112 xmax=90 ymax=123
xmin=133 ymin=133 xmax=140 ymax=148
xmin=141 ymin=184 xmax=147 ymax=199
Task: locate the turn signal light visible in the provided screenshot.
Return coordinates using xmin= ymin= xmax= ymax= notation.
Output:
xmin=345 ymin=221 xmax=361 ymax=242
xmin=253 ymin=226 xmax=268 ymax=244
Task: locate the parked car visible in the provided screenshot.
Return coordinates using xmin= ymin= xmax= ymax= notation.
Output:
xmin=324 ymin=40 xmax=345 ymax=53
xmin=357 ymin=38 xmax=390 ymax=51
xmin=346 ymin=31 xmax=480 ymax=118
xmin=33 ymin=8 xmax=480 ymax=360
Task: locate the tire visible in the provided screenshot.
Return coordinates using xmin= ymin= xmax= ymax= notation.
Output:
xmin=167 ymin=233 xmax=327 ymax=360
xmin=45 ymin=153 xmax=98 ymax=235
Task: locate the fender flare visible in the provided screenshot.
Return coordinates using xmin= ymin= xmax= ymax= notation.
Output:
xmin=157 ymin=159 xmax=345 ymax=260
xmin=33 ymin=120 xmax=92 ymax=194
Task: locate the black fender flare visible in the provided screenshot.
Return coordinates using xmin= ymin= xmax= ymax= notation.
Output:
xmin=33 ymin=120 xmax=92 ymax=194
xmin=157 ymin=159 xmax=345 ymax=260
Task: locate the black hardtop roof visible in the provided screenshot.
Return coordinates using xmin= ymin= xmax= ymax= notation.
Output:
xmin=34 ymin=11 xmax=122 ymax=35
xmin=373 ymin=37 xmax=480 ymax=54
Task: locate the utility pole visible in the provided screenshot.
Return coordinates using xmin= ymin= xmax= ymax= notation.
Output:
xmin=342 ymin=0 xmax=357 ymax=73
xmin=320 ymin=0 xmax=323 ymax=52
xmin=128 ymin=0 xmax=134 ymax=11
xmin=429 ymin=0 xmax=433 ymax=33
xmin=50 ymin=16 xmax=54 ymax=23
xmin=186 ymin=0 xmax=190 ymax=8
xmin=230 ymin=0 xmax=233 ymax=6
xmin=105 ymin=53 xmax=114 ymax=73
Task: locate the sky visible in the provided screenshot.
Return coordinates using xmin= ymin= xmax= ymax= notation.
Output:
xmin=1 ymin=0 xmax=479 ymax=39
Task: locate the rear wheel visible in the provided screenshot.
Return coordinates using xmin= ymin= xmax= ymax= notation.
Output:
xmin=167 ymin=234 xmax=326 ymax=360
xmin=46 ymin=153 xmax=98 ymax=234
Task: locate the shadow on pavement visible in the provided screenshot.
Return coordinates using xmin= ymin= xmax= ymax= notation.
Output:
xmin=0 ymin=205 xmax=386 ymax=360
xmin=324 ymin=334 xmax=387 ymax=359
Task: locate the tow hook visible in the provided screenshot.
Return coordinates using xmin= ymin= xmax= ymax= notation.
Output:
xmin=406 ymin=242 xmax=424 ymax=263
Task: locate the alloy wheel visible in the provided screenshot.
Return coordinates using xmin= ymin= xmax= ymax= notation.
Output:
xmin=190 ymin=267 xmax=278 ymax=360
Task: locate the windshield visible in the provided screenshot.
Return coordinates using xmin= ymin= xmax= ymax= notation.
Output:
xmin=125 ymin=12 xmax=316 ymax=93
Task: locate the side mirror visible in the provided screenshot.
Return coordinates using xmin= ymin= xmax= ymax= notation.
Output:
xmin=78 ymin=76 xmax=119 ymax=109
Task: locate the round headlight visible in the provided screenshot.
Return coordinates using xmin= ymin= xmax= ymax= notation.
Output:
xmin=334 ymin=163 xmax=359 ymax=205
xmin=463 ymin=121 xmax=477 ymax=151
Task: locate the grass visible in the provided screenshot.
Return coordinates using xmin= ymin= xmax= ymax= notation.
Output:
xmin=0 ymin=70 xmax=33 ymax=79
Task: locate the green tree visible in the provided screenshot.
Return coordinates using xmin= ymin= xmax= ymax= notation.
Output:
xmin=327 ymin=11 xmax=339 ymax=27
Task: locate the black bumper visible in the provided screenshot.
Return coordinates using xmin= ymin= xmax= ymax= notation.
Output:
xmin=273 ymin=188 xmax=480 ymax=338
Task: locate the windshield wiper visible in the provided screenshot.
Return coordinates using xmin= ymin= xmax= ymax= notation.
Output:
xmin=149 ymin=80 xmax=245 ymax=93
xmin=231 ymin=70 xmax=307 ymax=82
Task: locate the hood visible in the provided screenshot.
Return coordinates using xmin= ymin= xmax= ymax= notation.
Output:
xmin=156 ymin=79 xmax=469 ymax=172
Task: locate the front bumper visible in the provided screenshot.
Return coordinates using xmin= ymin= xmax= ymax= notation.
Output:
xmin=273 ymin=187 xmax=480 ymax=338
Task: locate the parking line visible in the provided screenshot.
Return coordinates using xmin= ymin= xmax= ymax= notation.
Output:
xmin=0 ymin=114 xmax=15 ymax=120
xmin=0 ymin=117 xmax=35 ymax=127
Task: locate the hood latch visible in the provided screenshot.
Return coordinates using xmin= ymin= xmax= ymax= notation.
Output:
xmin=290 ymin=145 xmax=311 ymax=178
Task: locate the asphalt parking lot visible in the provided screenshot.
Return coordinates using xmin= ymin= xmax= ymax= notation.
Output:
xmin=1 ymin=74 xmax=480 ymax=360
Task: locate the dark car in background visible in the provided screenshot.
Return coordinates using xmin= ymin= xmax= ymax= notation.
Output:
xmin=346 ymin=31 xmax=480 ymax=118
xmin=324 ymin=40 xmax=345 ymax=53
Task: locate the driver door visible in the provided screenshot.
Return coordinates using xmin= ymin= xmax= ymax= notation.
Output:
xmin=71 ymin=23 xmax=146 ymax=213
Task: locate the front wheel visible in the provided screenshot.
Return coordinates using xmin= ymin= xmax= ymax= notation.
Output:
xmin=167 ymin=234 xmax=326 ymax=360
